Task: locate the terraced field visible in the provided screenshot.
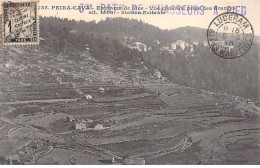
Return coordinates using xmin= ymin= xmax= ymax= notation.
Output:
xmin=0 ymin=82 xmax=259 ymax=164
xmin=0 ymin=46 xmax=259 ymax=165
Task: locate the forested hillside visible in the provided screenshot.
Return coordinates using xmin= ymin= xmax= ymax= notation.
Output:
xmin=39 ymin=16 xmax=259 ymax=99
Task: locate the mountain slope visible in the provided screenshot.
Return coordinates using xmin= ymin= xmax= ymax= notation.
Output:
xmin=0 ymin=17 xmax=259 ymax=165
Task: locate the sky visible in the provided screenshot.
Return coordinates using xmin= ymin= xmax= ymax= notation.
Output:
xmin=1 ymin=0 xmax=260 ymax=35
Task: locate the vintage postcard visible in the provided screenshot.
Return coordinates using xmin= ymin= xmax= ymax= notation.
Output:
xmin=0 ymin=0 xmax=259 ymax=165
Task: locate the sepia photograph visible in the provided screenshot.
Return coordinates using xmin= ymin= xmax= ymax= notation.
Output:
xmin=0 ymin=0 xmax=259 ymax=165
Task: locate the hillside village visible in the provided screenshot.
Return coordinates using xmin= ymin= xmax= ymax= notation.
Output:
xmin=124 ymin=37 xmax=209 ymax=55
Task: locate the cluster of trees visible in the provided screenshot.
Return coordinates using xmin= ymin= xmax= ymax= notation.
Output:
xmin=40 ymin=17 xmax=143 ymax=67
xmin=39 ymin=16 xmax=259 ymax=99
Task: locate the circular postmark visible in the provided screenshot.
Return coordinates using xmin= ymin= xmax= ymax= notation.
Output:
xmin=207 ymin=12 xmax=254 ymax=59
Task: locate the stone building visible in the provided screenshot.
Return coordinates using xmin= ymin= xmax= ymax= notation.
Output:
xmin=123 ymin=157 xmax=145 ymax=165
xmin=128 ymin=42 xmax=147 ymax=52
xmin=89 ymin=121 xmax=104 ymax=130
xmin=6 ymin=155 xmax=20 ymax=165
xmin=68 ymin=29 xmax=78 ymax=35
xmin=75 ymin=121 xmax=87 ymax=130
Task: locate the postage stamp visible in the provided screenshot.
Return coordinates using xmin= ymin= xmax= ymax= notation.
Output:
xmin=207 ymin=12 xmax=254 ymax=59
xmin=1 ymin=0 xmax=39 ymax=45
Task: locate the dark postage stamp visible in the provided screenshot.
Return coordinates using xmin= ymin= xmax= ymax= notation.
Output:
xmin=1 ymin=0 xmax=39 ymax=45
xmin=207 ymin=12 xmax=254 ymax=59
